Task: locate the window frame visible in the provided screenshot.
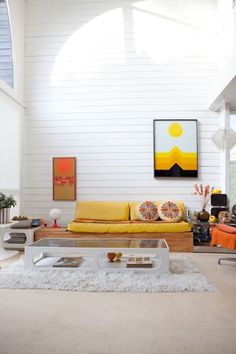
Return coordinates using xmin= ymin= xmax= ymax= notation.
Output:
xmin=228 ymin=111 xmax=236 ymax=207
xmin=0 ymin=0 xmax=15 ymax=89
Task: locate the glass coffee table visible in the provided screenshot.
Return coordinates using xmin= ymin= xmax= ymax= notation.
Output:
xmin=25 ymin=238 xmax=169 ymax=274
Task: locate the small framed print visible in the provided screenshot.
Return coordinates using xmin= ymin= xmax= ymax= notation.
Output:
xmin=53 ymin=157 xmax=76 ymax=200
xmin=153 ymin=119 xmax=198 ymax=177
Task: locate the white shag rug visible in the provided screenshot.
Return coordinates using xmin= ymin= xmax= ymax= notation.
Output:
xmin=0 ymin=254 xmax=215 ymax=293
xmin=0 ymin=249 xmax=19 ymax=261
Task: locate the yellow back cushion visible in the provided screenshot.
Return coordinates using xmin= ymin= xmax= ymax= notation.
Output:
xmin=129 ymin=200 xmax=185 ymax=221
xmin=75 ymin=201 xmax=130 ymax=221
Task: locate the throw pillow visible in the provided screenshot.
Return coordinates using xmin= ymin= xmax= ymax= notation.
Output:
xmin=136 ymin=201 xmax=159 ymax=221
xmin=158 ymin=201 xmax=182 ymax=222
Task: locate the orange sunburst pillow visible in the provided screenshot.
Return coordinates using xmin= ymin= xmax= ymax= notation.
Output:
xmin=158 ymin=201 xmax=182 ymax=222
xmin=136 ymin=201 xmax=159 ymax=221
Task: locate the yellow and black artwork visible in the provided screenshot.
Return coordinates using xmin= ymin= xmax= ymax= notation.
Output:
xmin=153 ymin=119 xmax=198 ymax=177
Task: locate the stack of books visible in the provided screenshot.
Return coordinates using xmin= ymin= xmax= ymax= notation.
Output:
xmin=4 ymin=232 xmax=26 ymax=244
xmin=126 ymin=256 xmax=153 ymax=268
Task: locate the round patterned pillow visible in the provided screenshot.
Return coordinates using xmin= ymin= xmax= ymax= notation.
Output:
xmin=158 ymin=201 xmax=182 ymax=222
xmin=136 ymin=201 xmax=159 ymax=221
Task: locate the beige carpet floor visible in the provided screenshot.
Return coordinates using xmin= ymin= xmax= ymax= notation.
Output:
xmin=0 ymin=252 xmax=235 ymax=354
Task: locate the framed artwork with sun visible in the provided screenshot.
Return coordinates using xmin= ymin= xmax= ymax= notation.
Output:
xmin=53 ymin=157 xmax=76 ymax=200
xmin=153 ymin=119 xmax=198 ymax=177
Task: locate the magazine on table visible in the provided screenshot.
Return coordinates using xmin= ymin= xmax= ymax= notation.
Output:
xmin=53 ymin=257 xmax=83 ymax=268
xmin=126 ymin=256 xmax=153 ymax=268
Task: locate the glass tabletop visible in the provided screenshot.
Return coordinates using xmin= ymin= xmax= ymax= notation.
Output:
xmin=29 ymin=238 xmax=168 ymax=249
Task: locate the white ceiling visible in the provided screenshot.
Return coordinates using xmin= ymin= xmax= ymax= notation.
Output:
xmin=209 ymin=75 xmax=236 ymax=111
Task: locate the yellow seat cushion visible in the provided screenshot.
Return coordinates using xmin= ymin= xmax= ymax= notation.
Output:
xmin=129 ymin=201 xmax=185 ymax=221
xmin=67 ymin=221 xmax=192 ymax=233
xmin=75 ymin=201 xmax=130 ymax=221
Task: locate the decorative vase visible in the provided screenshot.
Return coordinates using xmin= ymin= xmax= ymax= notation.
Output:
xmin=197 ymin=209 xmax=210 ymax=222
xmin=107 ymin=252 xmax=116 ymax=262
xmin=0 ymin=208 xmax=10 ymax=224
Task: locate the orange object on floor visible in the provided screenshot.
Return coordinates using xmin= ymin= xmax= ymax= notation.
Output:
xmin=210 ymin=224 xmax=236 ymax=250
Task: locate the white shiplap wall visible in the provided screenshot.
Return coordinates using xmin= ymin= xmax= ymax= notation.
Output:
xmin=24 ymin=0 xmax=220 ymax=224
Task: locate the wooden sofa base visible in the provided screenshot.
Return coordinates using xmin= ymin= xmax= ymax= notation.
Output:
xmin=34 ymin=228 xmax=193 ymax=252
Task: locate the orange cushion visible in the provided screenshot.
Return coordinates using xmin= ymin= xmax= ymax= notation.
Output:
xmin=216 ymin=224 xmax=236 ymax=234
xmin=211 ymin=226 xmax=236 ymax=250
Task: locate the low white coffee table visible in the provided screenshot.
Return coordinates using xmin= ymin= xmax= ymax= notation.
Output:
xmin=25 ymin=238 xmax=169 ymax=274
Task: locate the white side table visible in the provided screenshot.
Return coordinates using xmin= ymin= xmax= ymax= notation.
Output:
xmin=3 ymin=226 xmax=42 ymax=250
xmin=0 ymin=223 xmax=19 ymax=260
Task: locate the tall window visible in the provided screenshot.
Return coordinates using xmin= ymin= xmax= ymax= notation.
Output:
xmin=0 ymin=0 xmax=13 ymax=87
xmin=229 ymin=113 xmax=236 ymax=207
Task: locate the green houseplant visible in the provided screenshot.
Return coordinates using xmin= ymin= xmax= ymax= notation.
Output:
xmin=0 ymin=193 xmax=17 ymax=224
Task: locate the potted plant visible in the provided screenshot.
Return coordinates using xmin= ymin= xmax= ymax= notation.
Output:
xmin=0 ymin=193 xmax=17 ymax=224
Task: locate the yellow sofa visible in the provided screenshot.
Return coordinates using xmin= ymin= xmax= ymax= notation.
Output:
xmin=66 ymin=201 xmax=193 ymax=252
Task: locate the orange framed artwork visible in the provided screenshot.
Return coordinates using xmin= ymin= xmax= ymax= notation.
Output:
xmin=53 ymin=157 xmax=76 ymax=200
